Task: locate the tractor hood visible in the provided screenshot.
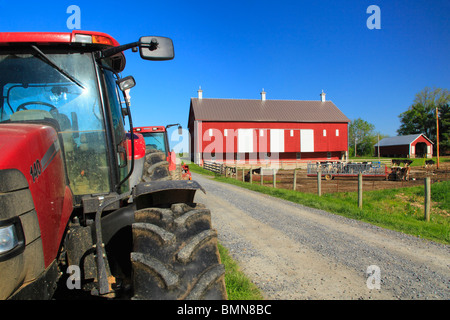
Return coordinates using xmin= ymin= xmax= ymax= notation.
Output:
xmin=0 ymin=123 xmax=59 ymax=174
xmin=0 ymin=122 xmax=73 ymax=267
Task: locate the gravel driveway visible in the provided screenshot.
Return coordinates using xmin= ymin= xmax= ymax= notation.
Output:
xmin=191 ymin=173 xmax=449 ymax=300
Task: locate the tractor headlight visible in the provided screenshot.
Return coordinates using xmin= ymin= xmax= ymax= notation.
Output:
xmin=0 ymin=225 xmax=18 ymax=254
xmin=0 ymin=218 xmax=25 ymax=260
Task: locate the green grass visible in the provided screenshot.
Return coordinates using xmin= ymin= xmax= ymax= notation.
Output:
xmin=188 ymin=163 xmax=219 ymax=176
xmin=218 ymin=243 xmax=264 ymax=300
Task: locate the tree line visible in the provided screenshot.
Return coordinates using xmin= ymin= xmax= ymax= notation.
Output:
xmin=350 ymin=87 xmax=449 ymax=157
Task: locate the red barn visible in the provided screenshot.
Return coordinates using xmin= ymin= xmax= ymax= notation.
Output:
xmin=188 ymin=89 xmax=350 ymax=166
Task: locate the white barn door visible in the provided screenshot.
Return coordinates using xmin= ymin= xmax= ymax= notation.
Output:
xmin=238 ymin=129 xmax=254 ymax=153
xmin=300 ymin=129 xmax=314 ymax=152
xmin=270 ymin=129 xmax=285 ymax=153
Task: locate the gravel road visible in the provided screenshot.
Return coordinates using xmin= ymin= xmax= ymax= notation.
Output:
xmin=191 ymin=173 xmax=449 ymax=300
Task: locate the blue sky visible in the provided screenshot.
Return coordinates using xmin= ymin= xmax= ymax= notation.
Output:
xmin=1 ymin=0 xmax=449 ymax=150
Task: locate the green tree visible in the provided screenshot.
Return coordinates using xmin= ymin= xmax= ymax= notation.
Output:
xmin=438 ymin=104 xmax=450 ymax=154
xmin=349 ymin=118 xmax=377 ymax=157
xmin=398 ymin=87 xmax=450 ymax=155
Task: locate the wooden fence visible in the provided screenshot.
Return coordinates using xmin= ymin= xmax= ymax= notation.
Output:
xmin=200 ymin=163 xmax=442 ymax=221
xmin=203 ymin=161 xmax=226 ymax=175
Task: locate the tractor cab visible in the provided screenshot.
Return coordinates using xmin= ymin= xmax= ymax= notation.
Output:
xmin=0 ymin=31 xmax=224 ymax=301
xmin=135 ymin=126 xmax=170 ymax=156
xmin=0 ymin=31 xmax=174 ymax=204
xmin=0 ymin=50 xmax=115 ymax=196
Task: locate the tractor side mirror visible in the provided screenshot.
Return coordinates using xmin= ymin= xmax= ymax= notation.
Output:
xmin=139 ymin=36 xmax=174 ymax=61
xmin=178 ymin=125 xmax=182 ymax=135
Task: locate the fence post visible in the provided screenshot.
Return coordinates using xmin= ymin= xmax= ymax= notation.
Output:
xmin=317 ymin=169 xmax=322 ymax=196
xmin=261 ymin=167 xmax=263 ymax=186
xmin=293 ymin=168 xmax=297 ymax=191
xmin=250 ymin=167 xmax=253 ymax=184
xmin=273 ymin=169 xmax=276 ymax=188
xmin=424 ymin=177 xmax=431 ymax=222
xmin=358 ymin=173 xmax=363 ymax=209
xmin=242 ymin=168 xmax=245 ymax=182
xmin=235 ymin=165 xmax=238 ymax=180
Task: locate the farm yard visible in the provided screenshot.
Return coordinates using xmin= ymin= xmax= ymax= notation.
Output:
xmin=193 ymin=157 xmax=450 ymax=245
xmin=209 ymin=159 xmax=450 ymax=195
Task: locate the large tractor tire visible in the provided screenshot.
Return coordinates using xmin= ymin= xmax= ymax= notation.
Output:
xmin=131 ymin=203 xmax=227 ymax=300
xmin=142 ymin=149 xmax=170 ymax=182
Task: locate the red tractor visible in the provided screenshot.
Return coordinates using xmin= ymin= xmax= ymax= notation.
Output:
xmin=0 ymin=31 xmax=225 ymax=300
xmin=134 ymin=125 xmax=192 ymax=181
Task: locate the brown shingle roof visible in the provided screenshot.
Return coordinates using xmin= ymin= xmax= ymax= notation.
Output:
xmin=190 ymin=98 xmax=350 ymax=123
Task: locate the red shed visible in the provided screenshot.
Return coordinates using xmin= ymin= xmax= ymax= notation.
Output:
xmin=374 ymin=134 xmax=434 ymax=158
xmin=188 ymin=89 xmax=350 ymax=166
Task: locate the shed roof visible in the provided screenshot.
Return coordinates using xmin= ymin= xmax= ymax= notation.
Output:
xmin=189 ymin=98 xmax=350 ymax=123
xmin=374 ymin=134 xmax=433 ymax=147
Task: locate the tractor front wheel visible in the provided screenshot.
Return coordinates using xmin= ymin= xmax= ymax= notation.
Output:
xmin=131 ymin=203 xmax=227 ymax=300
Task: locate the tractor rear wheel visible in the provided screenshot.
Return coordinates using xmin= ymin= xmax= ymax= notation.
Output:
xmin=131 ymin=203 xmax=227 ymax=300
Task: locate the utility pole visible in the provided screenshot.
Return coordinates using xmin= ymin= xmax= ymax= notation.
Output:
xmin=436 ymin=106 xmax=440 ymax=169
xmin=377 ymin=134 xmax=380 ymax=160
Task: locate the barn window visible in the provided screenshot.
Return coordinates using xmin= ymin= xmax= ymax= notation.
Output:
xmin=327 ymin=152 xmax=331 ymax=159
xmin=209 ymin=128 xmax=213 ymax=137
xmin=290 ymin=130 xmax=294 ymax=137
xmin=336 ymin=129 xmax=339 ymax=136
xmin=260 ymin=130 xmax=264 ymax=137
xmin=323 ymin=129 xmax=327 ymax=137
xmin=224 ymin=129 xmax=228 ymax=137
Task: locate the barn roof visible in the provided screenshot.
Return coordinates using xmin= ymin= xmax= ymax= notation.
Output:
xmin=374 ymin=134 xmax=434 ymax=147
xmin=189 ymin=98 xmax=350 ymax=123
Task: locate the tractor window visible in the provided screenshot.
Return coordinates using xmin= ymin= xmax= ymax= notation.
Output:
xmin=103 ymin=69 xmax=125 ymax=146
xmin=102 ymin=69 xmax=128 ymax=191
xmin=141 ymin=132 xmax=167 ymax=155
xmin=0 ymin=51 xmax=111 ymax=196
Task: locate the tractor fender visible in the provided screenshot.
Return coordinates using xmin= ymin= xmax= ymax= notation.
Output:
xmin=132 ymin=180 xmax=205 ymax=209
